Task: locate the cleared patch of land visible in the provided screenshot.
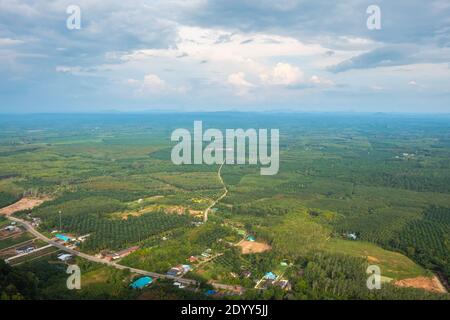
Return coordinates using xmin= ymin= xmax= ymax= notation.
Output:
xmin=0 ymin=231 xmax=34 ymax=250
xmin=394 ymin=276 xmax=447 ymax=294
xmin=116 ymin=205 xmax=187 ymax=220
xmin=0 ymin=238 xmax=46 ymax=259
xmin=325 ymin=238 xmax=427 ymax=280
xmin=0 ymin=197 xmax=50 ymax=216
xmin=8 ymin=246 xmax=59 ymax=266
xmin=237 ymin=240 xmax=271 ymax=254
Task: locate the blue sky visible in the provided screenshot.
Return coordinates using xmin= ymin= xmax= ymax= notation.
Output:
xmin=1 ymin=0 xmax=450 ymax=113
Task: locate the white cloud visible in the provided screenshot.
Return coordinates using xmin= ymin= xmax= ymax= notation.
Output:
xmin=228 ymin=72 xmax=254 ymax=95
xmin=55 ymin=66 xmax=82 ymax=74
xmin=228 ymin=72 xmax=253 ymax=87
xmin=127 ymin=73 xmax=188 ymax=96
xmin=370 ymin=85 xmax=384 ymax=91
xmin=89 ymin=25 xmax=344 ymax=98
xmin=0 ymin=0 xmax=40 ymax=17
xmin=260 ymin=63 xmax=304 ymax=86
xmin=408 ymin=79 xmax=426 ymax=89
xmin=55 ymin=65 xmax=102 ymax=77
xmin=120 ymin=26 xmax=328 ymax=64
xmin=126 ymin=78 xmax=140 ymax=85
xmin=0 ymin=38 xmax=24 ymax=46
xmin=310 ymin=75 xmax=334 ymax=86
xmin=143 ymin=74 xmax=166 ymax=91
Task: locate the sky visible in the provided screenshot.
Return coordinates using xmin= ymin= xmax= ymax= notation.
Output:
xmin=1 ymin=0 xmax=450 ymax=113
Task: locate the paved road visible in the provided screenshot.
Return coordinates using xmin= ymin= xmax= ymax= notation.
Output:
xmin=204 ymin=162 xmax=228 ymax=222
xmin=6 ymin=215 xmax=198 ymax=286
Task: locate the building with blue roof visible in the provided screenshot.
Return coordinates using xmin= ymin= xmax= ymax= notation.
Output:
xmin=264 ymin=272 xmax=277 ymax=280
xmin=205 ymin=290 xmax=217 ymax=296
xmin=55 ymin=234 xmax=71 ymax=242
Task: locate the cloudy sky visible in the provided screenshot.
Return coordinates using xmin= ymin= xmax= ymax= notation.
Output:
xmin=1 ymin=0 xmax=450 ymax=113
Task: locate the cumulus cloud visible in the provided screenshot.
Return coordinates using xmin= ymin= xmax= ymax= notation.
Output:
xmin=228 ymin=63 xmax=333 ymax=95
xmin=143 ymin=74 xmax=167 ymax=91
xmin=228 ymin=72 xmax=254 ymax=95
xmin=120 ymin=26 xmax=327 ymax=64
xmin=260 ymin=63 xmax=304 ymax=86
xmin=126 ymin=73 xmax=188 ymax=96
xmin=310 ymin=75 xmax=334 ymax=86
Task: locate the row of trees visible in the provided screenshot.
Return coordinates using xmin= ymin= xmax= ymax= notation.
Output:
xmin=388 ymin=206 xmax=450 ymax=279
xmin=336 ymin=205 xmax=450 ymax=281
xmin=43 ymin=211 xmax=192 ymax=251
xmin=0 ymin=191 xmax=19 ymax=208
xmin=355 ymin=172 xmax=450 ymax=194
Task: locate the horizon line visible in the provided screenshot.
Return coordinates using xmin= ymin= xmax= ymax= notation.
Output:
xmin=1 ymin=110 xmax=450 ymax=116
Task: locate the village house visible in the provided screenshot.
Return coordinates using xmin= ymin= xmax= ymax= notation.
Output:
xmin=345 ymin=232 xmax=357 ymax=240
xmin=241 ymin=270 xmax=252 ymax=278
xmin=105 ymin=246 xmax=139 ymax=261
xmin=4 ymin=225 xmax=17 ymax=232
xmin=188 ymin=255 xmax=199 ymax=263
xmin=167 ymin=266 xmax=183 ymax=276
xmin=273 ymin=279 xmax=292 ymax=291
xmin=57 ymin=253 xmax=73 ymax=262
xmin=167 ymin=264 xmax=193 ymax=277
xmin=15 ymin=245 xmax=35 ymax=254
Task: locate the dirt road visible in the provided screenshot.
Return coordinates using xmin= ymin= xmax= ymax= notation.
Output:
xmin=204 ymin=163 xmax=228 ymax=222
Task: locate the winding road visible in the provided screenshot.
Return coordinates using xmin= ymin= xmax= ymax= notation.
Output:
xmin=204 ymin=162 xmax=228 ymax=223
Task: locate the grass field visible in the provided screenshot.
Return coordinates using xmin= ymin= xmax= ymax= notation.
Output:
xmin=325 ymin=239 xmax=427 ymax=280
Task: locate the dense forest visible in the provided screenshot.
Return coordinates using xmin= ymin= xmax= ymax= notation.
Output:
xmin=336 ymin=206 xmax=450 ymax=279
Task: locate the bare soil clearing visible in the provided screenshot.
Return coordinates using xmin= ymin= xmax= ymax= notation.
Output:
xmin=0 ymin=238 xmax=43 ymax=259
xmin=0 ymin=197 xmax=50 ymax=216
xmin=367 ymin=255 xmax=380 ymax=263
xmin=0 ymin=227 xmax=23 ymax=239
xmin=394 ymin=276 xmax=447 ymax=293
xmin=237 ymin=240 xmax=272 ymax=254
xmin=119 ymin=205 xmax=187 ymax=220
xmin=188 ymin=209 xmax=203 ymax=218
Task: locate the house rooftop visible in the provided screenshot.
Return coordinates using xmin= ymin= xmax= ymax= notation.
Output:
xmin=55 ymin=234 xmax=71 ymax=242
xmin=264 ymin=272 xmax=277 ymax=280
